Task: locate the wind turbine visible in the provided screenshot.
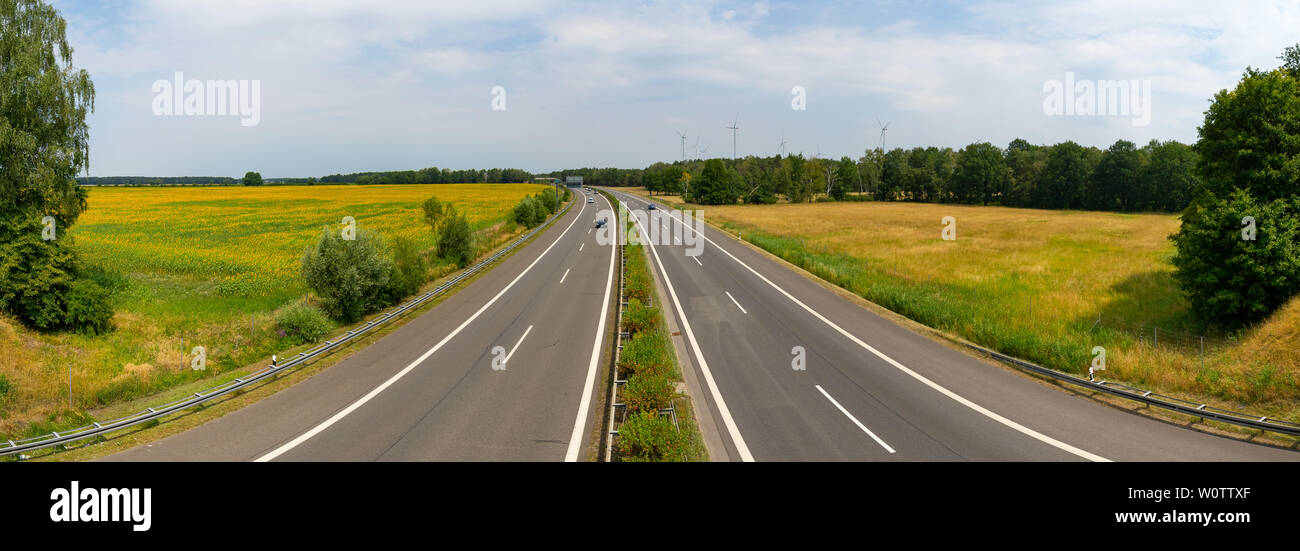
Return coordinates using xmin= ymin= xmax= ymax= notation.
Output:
xmin=725 ymin=114 xmax=740 ymax=159
xmin=777 ymin=131 xmax=788 ymax=156
xmin=690 ymin=136 xmax=701 ymax=159
xmin=700 ymin=143 xmax=711 ymax=156
xmin=676 ymin=130 xmax=687 ymax=162
xmin=876 ymin=118 xmax=891 ymax=150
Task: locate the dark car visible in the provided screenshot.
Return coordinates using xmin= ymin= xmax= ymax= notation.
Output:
xmin=595 ymin=217 xmax=607 ymax=228
xmin=646 ymin=203 xmax=656 ymax=210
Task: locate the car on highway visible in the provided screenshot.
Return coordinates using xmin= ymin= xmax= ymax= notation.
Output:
xmin=595 ymin=217 xmax=606 ymax=228
xmin=646 ymin=203 xmax=656 ymax=210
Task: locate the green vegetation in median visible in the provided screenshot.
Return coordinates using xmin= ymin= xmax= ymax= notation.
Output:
xmin=611 ymin=206 xmax=706 ymax=461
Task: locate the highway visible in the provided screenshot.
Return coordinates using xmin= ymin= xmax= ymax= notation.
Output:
xmin=606 ymin=188 xmax=1300 ymax=462
xmin=107 ymin=190 xmax=617 ymax=461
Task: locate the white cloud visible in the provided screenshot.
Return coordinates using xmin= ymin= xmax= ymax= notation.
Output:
xmin=48 ymin=0 xmax=1300 ymax=176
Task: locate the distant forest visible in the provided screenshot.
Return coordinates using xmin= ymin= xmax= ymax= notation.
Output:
xmin=76 ymin=137 xmax=1200 ymax=213
xmin=78 ymin=166 xmax=534 ymax=187
xmin=542 ymin=138 xmax=1203 ymax=213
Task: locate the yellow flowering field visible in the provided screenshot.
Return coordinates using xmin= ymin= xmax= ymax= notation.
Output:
xmin=0 ymin=183 xmax=549 ymax=438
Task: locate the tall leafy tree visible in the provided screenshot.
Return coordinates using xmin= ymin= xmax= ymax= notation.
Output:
xmin=1090 ymin=140 xmax=1143 ymax=211
xmin=877 ymin=148 xmax=908 ymax=201
xmin=1004 ymin=139 xmax=1042 ymax=207
xmin=0 ymin=0 xmax=112 ymax=333
xmin=692 ymin=159 xmax=740 ymax=205
xmin=1140 ymin=140 xmax=1201 ymax=212
xmin=1196 ymin=66 xmax=1300 ymax=203
xmin=1173 ymin=46 xmax=1300 ymax=325
xmin=857 ymin=148 xmax=883 ymax=196
xmin=832 ymin=156 xmax=857 ymax=200
xmin=952 ymin=142 xmax=1006 ymax=205
xmin=0 ymin=0 xmax=94 ymax=227
xmin=1035 ymin=141 xmax=1089 ymax=209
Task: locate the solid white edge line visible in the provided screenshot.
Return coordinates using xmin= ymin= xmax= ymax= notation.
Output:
xmin=560 ymin=268 xmax=571 ymax=284
xmin=623 ymin=195 xmax=755 ymax=462
xmin=618 ymin=191 xmax=1109 ymax=463
xmin=725 ymin=291 xmax=748 ymax=314
xmin=255 ymin=198 xmax=587 ymax=462
xmin=565 ymin=192 xmax=617 ymax=461
xmin=815 ymin=385 xmax=896 ymax=454
xmin=504 ymin=325 xmax=534 ymax=365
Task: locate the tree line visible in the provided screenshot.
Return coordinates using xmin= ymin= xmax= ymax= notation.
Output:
xmin=77 ymin=176 xmax=240 ymax=186
xmin=319 ymin=167 xmax=533 ymax=185
xmin=633 ymin=138 xmax=1201 ymax=213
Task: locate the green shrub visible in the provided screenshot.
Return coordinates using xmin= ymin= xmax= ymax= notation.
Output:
xmin=615 ymin=411 xmax=690 ymax=462
xmin=1171 ymin=190 xmax=1300 ymax=326
xmin=0 ymin=374 xmax=11 ymax=403
xmin=537 ymin=190 xmax=558 ymax=214
xmin=421 ymin=196 xmax=446 ymax=230
xmin=14 ymin=277 xmax=114 ymax=335
xmin=61 ymin=279 xmax=115 ymax=335
xmin=301 ymin=227 xmax=393 ymax=323
xmin=275 ymin=301 xmax=334 ymax=344
xmin=623 ymin=371 xmax=674 ymax=414
xmin=618 ymin=330 xmax=670 ymax=377
xmin=0 ymin=214 xmax=117 ymax=334
xmin=384 ymin=236 xmax=427 ymax=304
xmin=624 ymin=246 xmax=653 ymax=303
xmin=438 ymin=212 xmax=474 ymax=268
xmin=18 ymin=290 xmax=66 ymax=331
xmin=622 ymin=298 xmax=659 ymax=335
xmin=513 ymin=196 xmax=539 ymax=228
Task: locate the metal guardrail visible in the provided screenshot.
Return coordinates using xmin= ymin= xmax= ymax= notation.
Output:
xmin=603 ymin=192 xmax=626 ymax=462
xmin=1 ymin=198 xmax=575 ymax=458
xmin=965 ymin=342 xmax=1300 ymax=437
xmin=602 ymin=191 xmax=678 ymax=462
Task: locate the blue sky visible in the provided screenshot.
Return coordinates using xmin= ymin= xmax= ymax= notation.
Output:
xmin=50 ymin=0 xmax=1300 ymax=178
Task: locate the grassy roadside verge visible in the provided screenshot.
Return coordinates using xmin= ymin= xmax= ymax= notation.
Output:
xmin=603 ymin=190 xmax=707 ymax=461
xmin=10 ymin=194 xmax=576 ymax=461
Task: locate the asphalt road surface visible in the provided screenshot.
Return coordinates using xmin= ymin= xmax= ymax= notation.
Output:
xmin=107 ymin=191 xmax=617 ymax=461
xmin=606 ymin=188 xmax=1299 ymax=462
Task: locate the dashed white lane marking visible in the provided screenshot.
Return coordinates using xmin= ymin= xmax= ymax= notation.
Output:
xmin=725 ymin=291 xmax=748 ymax=314
xmin=816 ymin=385 xmax=896 ymax=454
